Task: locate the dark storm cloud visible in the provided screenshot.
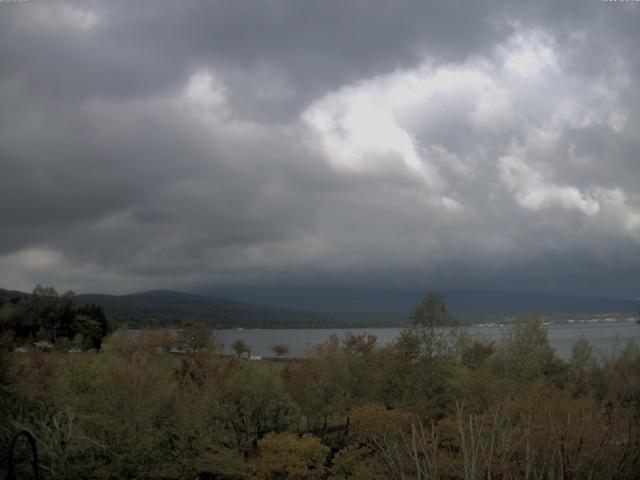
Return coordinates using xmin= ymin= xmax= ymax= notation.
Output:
xmin=1 ymin=0 xmax=639 ymax=296
xmin=0 ymin=0 xmax=527 ymax=118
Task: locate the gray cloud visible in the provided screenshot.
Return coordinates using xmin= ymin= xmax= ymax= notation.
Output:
xmin=1 ymin=0 xmax=639 ymax=297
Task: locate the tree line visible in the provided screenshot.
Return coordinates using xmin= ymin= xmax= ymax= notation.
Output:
xmin=0 ymin=285 xmax=111 ymax=351
xmin=1 ymin=292 xmax=639 ymax=479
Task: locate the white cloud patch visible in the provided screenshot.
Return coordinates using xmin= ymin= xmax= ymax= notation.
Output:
xmin=593 ymin=187 xmax=640 ymax=241
xmin=0 ymin=248 xmax=64 ymax=291
xmin=303 ymin=84 xmax=443 ymax=189
xmin=20 ymin=247 xmax=64 ymax=271
xmin=61 ymin=5 xmax=99 ymax=31
xmin=183 ymin=70 xmax=228 ymax=116
xmin=498 ymin=152 xmax=600 ymax=216
xmin=303 ymin=27 xmax=630 ymax=225
xmin=31 ymin=4 xmax=100 ymax=32
xmin=499 ymin=28 xmax=558 ymax=78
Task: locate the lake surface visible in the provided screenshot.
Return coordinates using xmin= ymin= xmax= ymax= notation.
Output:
xmin=219 ymin=321 xmax=640 ymax=360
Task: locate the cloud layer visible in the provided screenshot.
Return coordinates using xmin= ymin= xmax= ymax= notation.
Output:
xmin=1 ymin=0 xmax=639 ymax=297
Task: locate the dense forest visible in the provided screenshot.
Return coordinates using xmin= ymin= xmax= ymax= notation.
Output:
xmin=1 ymin=292 xmax=640 ymax=479
xmin=0 ymin=285 xmax=111 ymax=351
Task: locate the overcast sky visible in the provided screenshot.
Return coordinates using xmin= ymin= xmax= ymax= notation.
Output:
xmin=1 ymin=0 xmax=639 ymax=297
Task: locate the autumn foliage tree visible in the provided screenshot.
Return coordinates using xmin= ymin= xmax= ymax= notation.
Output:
xmin=3 ymin=292 xmax=640 ymax=479
xmin=254 ymin=433 xmax=329 ymax=480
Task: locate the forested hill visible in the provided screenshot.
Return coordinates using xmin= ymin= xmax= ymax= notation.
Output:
xmin=0 ymin=289 xmax=28 ymax=301
xmin=0 ymin=288 xmax=404 ymax=329
xmin=3 ymin=287 xmax=638 ymax=329
xmin=74 ymin=290 xmax=326 ymax=329
xmin=0 ymin=288 xmax=314 ymax=329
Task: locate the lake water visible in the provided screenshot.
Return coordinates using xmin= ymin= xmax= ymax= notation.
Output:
xmin=219 ymin=321 xmax=640 ymax=360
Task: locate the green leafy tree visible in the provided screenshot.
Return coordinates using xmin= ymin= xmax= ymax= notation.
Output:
xmin=410 ymin=292 xmax=456 ymax=327
xmin=3 ymin=286 xmax=109 ymax=349
xmin=24 ymin=285 xmax=61 ymax=341
xmin=284 ymin=335 xmax=350 ymax=432
xmin=231 ymin=339 xmax=251 ymax=358
xmin=179 ymin=320 xmax=219 ymax=352
xmin=0 ymin=333 xmax=15 ymax=454
xmin=374 ymin=294 xmax=468 ymax=418
xmin=342 ymin=332 xmax=377 ymax=356
xmin=284 ymin=334 xmax=383 ymax=434
xmin=395 ymin=292 xmax=461 ymax=361
xmin=493 ymin=317 xmax=566 ymax=389
xmin=0 ymin=302 xmax=20 ymax=336
xmin=271 ymin=343 xmax=290 ymax=358
xmin=73 ymin=314 xmax=101 ymax=348
xmin=76 ymin=303 xmax=110 ymax=347
xmin=458 ymin=332 xmax=495 ymax=369
xmin=66 ymin=349 xmax=179 ymax=478
xmin=56 ymin=336 xmax=71 ymax=351
xmin=568 ymin=336 xmax=597 ymax=395
xmin=225 ymin=365 xmax=299 ymax=454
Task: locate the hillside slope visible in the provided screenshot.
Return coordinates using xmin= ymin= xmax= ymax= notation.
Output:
xmin=4 ymin=287 xmax=638 ymax=328
xmin=75 ymin=290 xmax=323 ymax=328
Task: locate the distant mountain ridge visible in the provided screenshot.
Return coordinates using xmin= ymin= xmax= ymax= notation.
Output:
xmin=208 ymin=286 xmax=640 ymax=322
xmin=74 ymin=290 xmax=326 ymax=328
xmin=2 ymin=287 xmax=322 ymax=328
xmin=0 ymin=288 xmax=29 ymax=300
xmin=3 ymin=287 xmax=638 ymax=328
